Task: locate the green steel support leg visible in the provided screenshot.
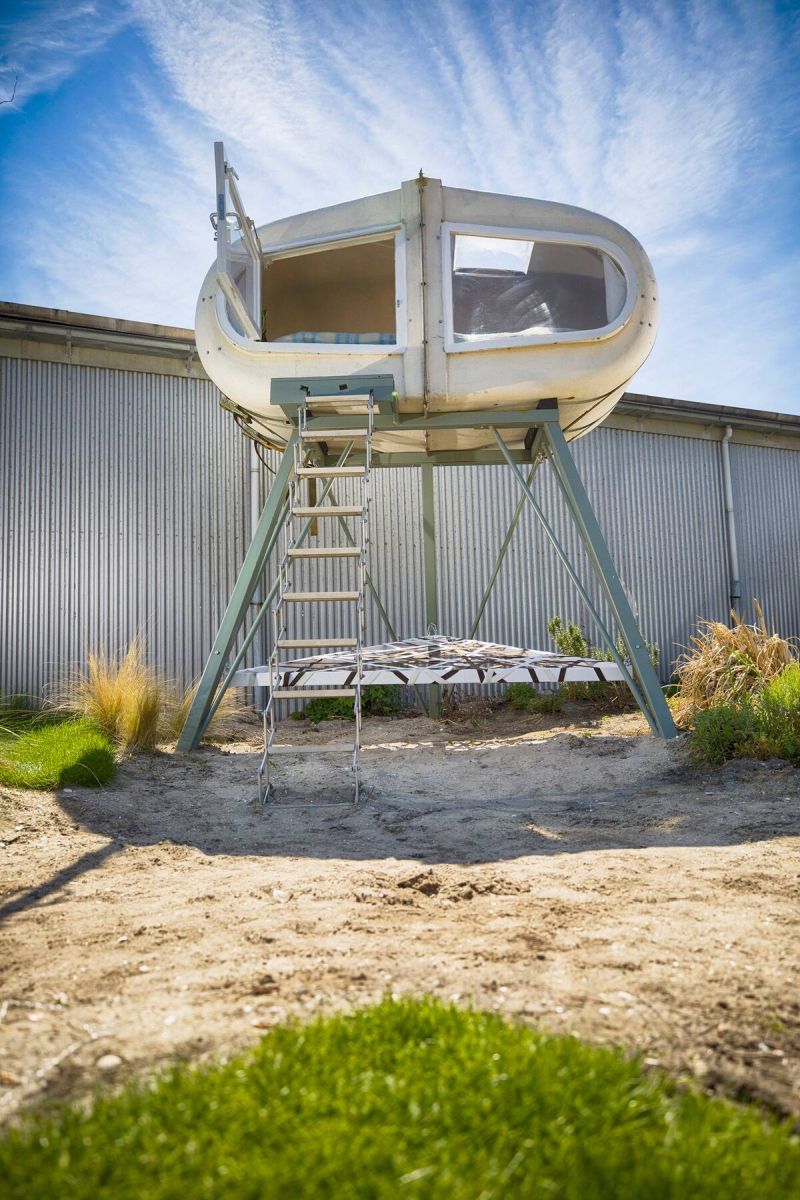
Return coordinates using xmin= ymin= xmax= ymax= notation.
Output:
xmin=542 ymin=423 xmax=678 ymax=739
xmin=421 ymin=463 xmax=441 ymax=718
xmin=469 ymin=445 xmax=544 ymax=638
xmin=177 ymin=436 xmax=298 ymax=751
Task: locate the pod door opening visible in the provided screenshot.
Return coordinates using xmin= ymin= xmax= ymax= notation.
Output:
xmin=262 ymin=235 xmax=399 ymax=346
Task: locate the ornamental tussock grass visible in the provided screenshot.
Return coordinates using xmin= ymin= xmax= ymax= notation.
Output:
xmin=0 ymin=712 xmax=115 ymax=789
xmin=0 ymin=999 xmax=797 ymax=1200
xmin=55 ymin=636 xmax=245 ymax=751
xmin=61 ymin=635 xmax=165 ymax=751
xmin=672 ymin=601 xmax=797 ymax=728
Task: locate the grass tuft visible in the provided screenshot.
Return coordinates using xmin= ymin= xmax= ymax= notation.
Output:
xmin=59 ymin=635 xmax=166 ymax=751
xmin=0 ymin=714 xmax=115 ymax=789
xmin=54 ymin=637 xmax=244 ymax=750
xmin=0 ymin=999 xmax=798 ymax=1199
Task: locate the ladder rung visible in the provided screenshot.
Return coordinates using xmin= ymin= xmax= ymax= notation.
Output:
xmin=277 ymin=638 xmax=357 ymax=648
xmin=293 ymin=506 xmax=362 ymax=518
xmin=272 ymin=688 xmax=357 ymax=699
xmin=268 ymin=743 xmax=356 ymax=755
xmin=301 ymin=428 xmax=369 ymax=440
xmin=296 ymin=466 xmax=365 ymax=478
xmin=282 ymin=591 xmax=359 ymax=602
xmin=287 ymin=547 xmax=360 ymax=559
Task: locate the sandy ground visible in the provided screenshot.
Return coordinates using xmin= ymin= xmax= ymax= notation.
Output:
xmin=1 ymin=705 xmax=798 ymax=1123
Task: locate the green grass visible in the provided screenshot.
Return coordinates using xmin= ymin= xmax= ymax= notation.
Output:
xmin=1 ymin=999 xmax=797 ymax=1199
xmin=0 ymin=711 xmax=115 ymax=788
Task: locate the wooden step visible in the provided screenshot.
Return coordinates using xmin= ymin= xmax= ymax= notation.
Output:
xmin=272 ymin=688 xmax=357 ymax=699
xmin=292 ymin=506 xmax=363 ymax=518
xmin=287 ymin=546 xmax=360 ymax=559
xmin=282 ymin=591 xmax=359 ymax=602
xmin=277 ymin=638 xmax=357 ymax=649
xmin=296 ymin=466 xmax=365 ymax=478
xmin=268 ymin=742 xmax=356 ymax=755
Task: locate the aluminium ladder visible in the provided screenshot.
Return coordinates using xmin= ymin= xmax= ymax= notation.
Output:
xmin=258 ymin=390 xmax=374 ymax=806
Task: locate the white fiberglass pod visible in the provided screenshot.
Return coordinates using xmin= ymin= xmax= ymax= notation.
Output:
xmin=196 ymin=145 xmax=658 ymax=455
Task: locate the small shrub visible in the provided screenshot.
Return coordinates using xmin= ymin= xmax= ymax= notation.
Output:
xmin=295 ymin=686 xmax=402 ymax=722
xmin=0 ymin=716 xmax=115 ymax=789
xmin=756 ymin=663 xmax=800 ymax=764
xmin=690 ymin=703 xmax=758 ymax=766
xmin=506 ymin=683 xmax=562 ymax=714
xmin=546 ymin=615 xmax=659 ymax=707
xmin=362 ymin=685 xmax=402 ymax=716
xmin=690 ymin=664 xmax=800 ymax=766
xmin=299 ymin=695 xmax=356 ymax=721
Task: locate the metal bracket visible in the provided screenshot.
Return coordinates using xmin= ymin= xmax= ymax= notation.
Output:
xmin=271 ymin=375 xmax=397 ymax=421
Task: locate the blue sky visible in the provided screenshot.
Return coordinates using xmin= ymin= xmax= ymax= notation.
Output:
xmin=1 ymin=0 xmax=799 ymax=411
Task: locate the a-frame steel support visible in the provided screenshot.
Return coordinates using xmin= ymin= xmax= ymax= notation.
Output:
xmin=179 ymin=396 xmax=677 ymax=750
xmin=177 ymin=434 xmax=296 ymax=752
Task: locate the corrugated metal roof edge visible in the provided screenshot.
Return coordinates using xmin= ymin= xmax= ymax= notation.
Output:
xmin=1 ymin=300 xmax=798 ymax=437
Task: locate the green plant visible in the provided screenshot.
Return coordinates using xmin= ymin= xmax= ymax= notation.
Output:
xmin=0 ymin=715 xmax=115 ymax=789
xmin=505 ymin=683 xmax=562 ymax=714
xmin=755 ymin=663 xmax=800 ymax=764
xmin=546 ymin=615 xmax=659 ymax=707
xmin=1 ymin=999 xmax=798 ymax=1200
xmin=295 ymin=686 xmax=403 ymax=722
xmin=690 ymin=703 xmax=758 ymax=766
xmin=362 ymin=685 xmax=402 ymax=716
xmin=689 ymin=663 xmax=800 ymax=767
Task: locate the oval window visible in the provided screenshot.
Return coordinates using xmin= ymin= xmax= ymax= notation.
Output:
xmin=450 ymin=233 xmax=628 ymax=342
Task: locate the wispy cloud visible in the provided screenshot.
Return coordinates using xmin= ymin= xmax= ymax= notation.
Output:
xmin=0 ymin=1 xmax=130 ymax=110
xmin=2 ymin=0 xmax=799 ymax=410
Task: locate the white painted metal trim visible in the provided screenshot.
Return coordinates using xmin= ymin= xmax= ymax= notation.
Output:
xmin=440 ymin=221 xmax=637 ymax=354
xmin=218 ymin=271 xmax=260 ymax=341
xmin=261 ymin=223 xmax=401 ymax=261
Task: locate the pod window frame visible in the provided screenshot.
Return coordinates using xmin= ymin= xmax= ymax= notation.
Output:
xmin=441 ymin=222 xmax=636 ymax=354
xmin=217 ymin=225 xmax=408 ymax=355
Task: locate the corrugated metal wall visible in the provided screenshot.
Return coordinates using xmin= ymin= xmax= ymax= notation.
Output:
xmin=1 ymin=357 xmax=249 ymax=702
xmin=2 ymin=355 xmax=799 ymax=701
xmin=730 ymin=442 xmax=800 ymax=639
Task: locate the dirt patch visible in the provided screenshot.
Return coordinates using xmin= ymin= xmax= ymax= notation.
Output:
xmin=1 ymin=708 xmax=798 ymax=1120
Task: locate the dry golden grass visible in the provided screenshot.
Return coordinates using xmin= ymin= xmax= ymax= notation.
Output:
xmin=61 ymin=635 xmax=166 ymax=751
xmin=672 ymin=601 xmax=798 ymax=727
xmin=56 ymin=637 xmax=248 ymax=751
xmin=161 ymin=681 xmax=248 ymax=743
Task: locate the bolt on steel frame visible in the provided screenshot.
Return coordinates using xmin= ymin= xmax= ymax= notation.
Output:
xmin=177 ymin=376 xmax=678 ymax=767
